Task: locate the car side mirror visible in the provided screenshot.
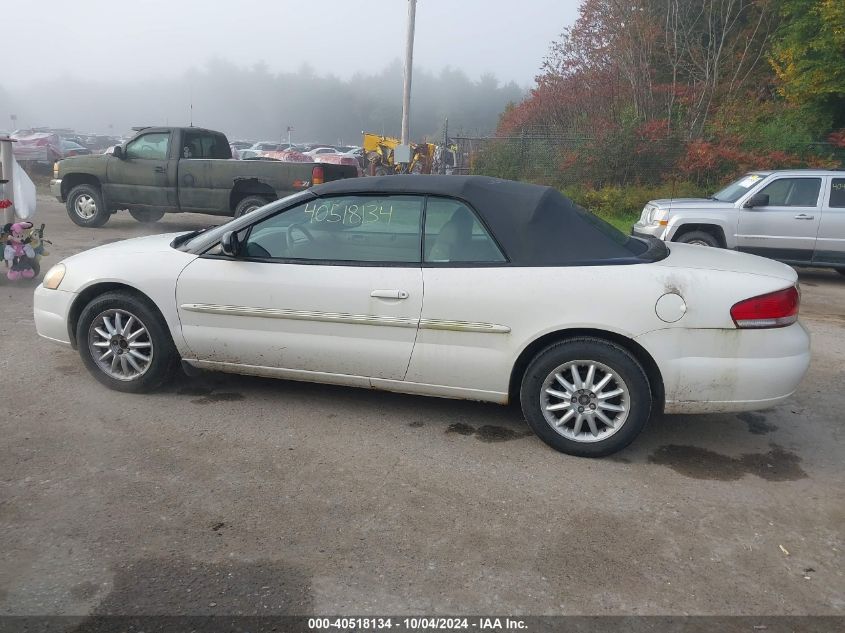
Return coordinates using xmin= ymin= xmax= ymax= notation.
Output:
xmin=220 ymin=230 xmax=241 ymax=257
xmin=744 ymin=193 xmax=769 ymax=208
xmin=113 ymin=145 xmax=124 ymax=159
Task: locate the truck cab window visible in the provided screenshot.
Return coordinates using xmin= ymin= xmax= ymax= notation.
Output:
xmin=183 ymin=132 xmax=232 ymax=160
xmin=125 ymin=133 xmax=170 ymax=160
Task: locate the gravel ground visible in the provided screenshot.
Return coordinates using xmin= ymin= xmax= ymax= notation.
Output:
xmin=1 ymin=195 xmax=843 ymax=619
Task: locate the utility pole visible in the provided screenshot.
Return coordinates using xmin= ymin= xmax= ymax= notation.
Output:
xmin=401 ymin=0 xmax=417 ymax=145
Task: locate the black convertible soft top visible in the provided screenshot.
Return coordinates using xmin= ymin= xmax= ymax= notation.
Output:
xmin=312 ymin=175 xmax=661 ymax=266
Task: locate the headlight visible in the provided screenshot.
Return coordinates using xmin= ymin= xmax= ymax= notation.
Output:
xmin=53 ymin=162 xmax=59 ymax=178
xmin=42 ymin=264 xmax=65 ymax=289
xmin=651 ymin=207 xmax=669 ymax=225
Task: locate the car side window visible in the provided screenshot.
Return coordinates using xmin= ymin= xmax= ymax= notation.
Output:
xmin=424 ymin=198 xmax=505 ymax=263
xmin=243 ymin=195 xmax=423 ymax=263
xmin=757 ymin=178 xmax=821 ymax=207
xmin=182 ymin=132 xmax=232 ymax=159
xmin=829 ymin=179 xmax=845 ymax=208
xmin=125 ymin=133 xmax=169 ymax=160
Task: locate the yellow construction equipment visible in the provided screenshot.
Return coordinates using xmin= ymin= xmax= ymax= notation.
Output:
xmin=362 ymin=132 xmax=435 ymax=175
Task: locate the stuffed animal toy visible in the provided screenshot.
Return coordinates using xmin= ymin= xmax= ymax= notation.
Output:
xmin=27 ymin=223 xmax=50 ymax=257
xmin=3 ymin=221 xmax=37 ymax=280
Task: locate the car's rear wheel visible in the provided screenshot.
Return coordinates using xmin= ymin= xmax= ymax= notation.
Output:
xmin=520 ymin=337 xmax=652 ymax=457
xmin=129 ymin=209 xmax=166 ymax=223
xmin=66 ymin=184 xmax=110 ymax=228
xmin=234 ymin=196 xmax=271 ymax=218
xmin=76 ymin=291 xmax=176 ymax=393
xmin=676 ymin=230 xmax=719 ymax=247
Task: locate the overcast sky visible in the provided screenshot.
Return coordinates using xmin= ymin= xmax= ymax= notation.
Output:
xmin=4 ymin=0 xmax=580 ymax=88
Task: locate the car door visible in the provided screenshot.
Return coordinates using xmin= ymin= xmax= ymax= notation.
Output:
xmin=105 ymin=130 xmax=177 ymax=210
xmin=736 ymin=176 xmax=822 ymax=262
xmin=399 ymin=197 xmax=512 ymax=398
xmin=175 ymin=194 xmax=425 ymax=381
xmin=177 ymin=130 xmax=232 ymax=212
xmin=813 ymin=176 xmax=845 ymax=267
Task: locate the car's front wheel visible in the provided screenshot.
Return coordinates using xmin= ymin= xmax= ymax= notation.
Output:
xmin=520 ymin=337 xmax=652 ymax=457
xmin=76 ymin=291 xmax=176 ymax=393
xmin=676 ymin=230 xmax=719 ymax=247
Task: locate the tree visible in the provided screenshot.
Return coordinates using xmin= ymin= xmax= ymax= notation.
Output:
xmin=769 ymin=0 xmax=845 ymax=125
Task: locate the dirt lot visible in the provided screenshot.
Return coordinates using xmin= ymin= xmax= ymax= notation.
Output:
xmin=1 ymin=194 xmax=843 ymax=618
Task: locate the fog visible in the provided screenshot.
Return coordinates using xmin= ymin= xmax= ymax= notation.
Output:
xmin=0 ymin=0 xmax=579 ymax=142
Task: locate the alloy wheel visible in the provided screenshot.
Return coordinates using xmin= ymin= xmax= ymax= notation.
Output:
xmin=88 ymin=309 xmax=154 ymax=381
xmin=540 ymin=360 xmax=630 ymax=443
xmin=74 ymin=194 xmax=98 ymax=219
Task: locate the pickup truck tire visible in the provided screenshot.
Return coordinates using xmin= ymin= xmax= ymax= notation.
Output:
xmin=234 ymin=196 xmax=272 ymax=218
xmin=676 ymin=230 xmax=719 ymax=247
xmin=66 ymin=184 xmax=110 ymax=228
xmin=129 ymin=209 xmax=166 ymax=223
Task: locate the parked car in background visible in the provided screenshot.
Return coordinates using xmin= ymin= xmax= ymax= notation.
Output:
xmin=633 ymin=169 xmax=845 ymax=275
xmin=61 ymin=140 xmax=93 ymax=158
xmin=10 ymin=131 xmax=63 ymax=165
xmin=262 ymin=150 xmax=312 ymax=163
xmin=251 ymin=141 xmax=291 ymax=152
xmin=50 ymin=126 xmax=358 ymax=226
xmin=35 ymin=176 xmax=810 ymax=457
xmin=229 ymin=140 xmax=254 ymax=151
xmin=305 ymin=146 xmax=340 ymax=158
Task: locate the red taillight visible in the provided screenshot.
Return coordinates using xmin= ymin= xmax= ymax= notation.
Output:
xmin=730 ymin=286 xmax=799 ymax=329
xmin=311 ymin=165 xmax=325 ymax=185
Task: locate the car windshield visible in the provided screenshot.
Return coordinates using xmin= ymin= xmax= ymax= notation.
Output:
xmin=711 ymin=173 xmax=766 ymax=202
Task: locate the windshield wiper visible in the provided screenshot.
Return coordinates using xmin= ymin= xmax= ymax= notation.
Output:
xmin=170 ymin=227 xmax=209 ymax=249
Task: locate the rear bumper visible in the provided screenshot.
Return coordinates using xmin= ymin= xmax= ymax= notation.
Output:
xmin=33 ymin=285 xmax=75 ymax=346
xmin=636 ymin=322 xmax=811 ymax=414
xmin=50 ymin=179 xmax=63 ymax=201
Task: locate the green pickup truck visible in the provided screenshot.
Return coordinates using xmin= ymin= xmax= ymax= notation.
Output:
xmin=50 ymin=126 xmax=357 ymax=227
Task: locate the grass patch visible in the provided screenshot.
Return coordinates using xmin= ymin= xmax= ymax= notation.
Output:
xmin=596 ymin=212 xmax=639 ymax=234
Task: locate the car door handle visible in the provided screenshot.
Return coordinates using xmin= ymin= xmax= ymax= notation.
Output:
xmin=794 ymin=213 xmax=814 ymax=220
xmin=154 ymin=166 xmax=166 ymax=173
xmin=371 ymin=289 xmax=409 ymax=300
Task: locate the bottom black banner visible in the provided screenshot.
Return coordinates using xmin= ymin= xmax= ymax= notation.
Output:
xmin=0 ymin=616 xmax=842 ymax=633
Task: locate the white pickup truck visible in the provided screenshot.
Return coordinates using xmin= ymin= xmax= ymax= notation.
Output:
xmin=632 ymin=169 xmax=845 ymax=275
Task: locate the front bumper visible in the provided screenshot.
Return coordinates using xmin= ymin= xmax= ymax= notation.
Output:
xmin=631 ymin=222 xmax=667 ymax=240
xmin=636 ymin=322 xmax=811 ymax=414
xmin=50 ymin=179 xmax=63 ymax=201
xmin=34 ymin=285 xmax=76 ymax=346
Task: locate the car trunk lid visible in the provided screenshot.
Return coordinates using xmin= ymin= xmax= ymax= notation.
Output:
xmin=654 ymin=242 xmax=797 ymax=282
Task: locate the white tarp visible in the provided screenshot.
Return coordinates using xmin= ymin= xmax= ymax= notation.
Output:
xmin=13 ymin=158 xmax=37 ymax=220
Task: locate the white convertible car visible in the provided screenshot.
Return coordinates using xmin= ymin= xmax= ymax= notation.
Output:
xmin=34 ymin=176 xmax=811 ymax=456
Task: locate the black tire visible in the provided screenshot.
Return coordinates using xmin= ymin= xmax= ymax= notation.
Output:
xmin=76 ymin=291 xmax=176 ymax=393
xmin=234 ymin=195 xmax=272 ymax=218
xmin=519 ymin=337 xmax=652 ymax=457
xmin=129 ymin=208 xmax=166 ymax=223
xmin=837 ymin=269 xmax=845 ymax=277
xmin=66 ymin=184 xmax=110 ymax=227
xmin=676 ymin=230 xmax=719 ymax=247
